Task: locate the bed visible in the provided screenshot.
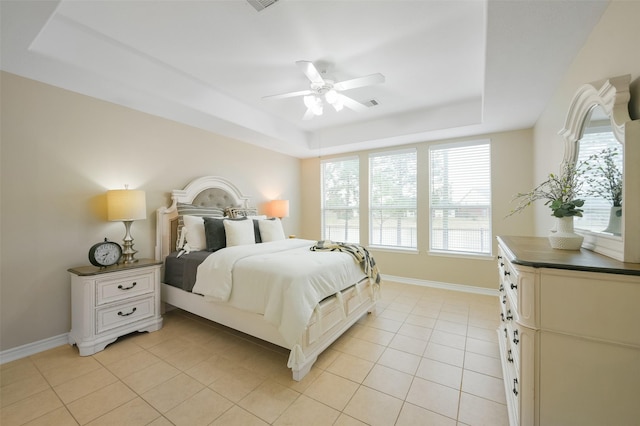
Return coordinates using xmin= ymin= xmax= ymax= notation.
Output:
xmin=154 ymin=176 xmax=379 ymax=381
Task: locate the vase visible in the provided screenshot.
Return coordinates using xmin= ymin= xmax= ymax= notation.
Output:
xmin=602 ymin=206 xmax=622 ymax=235
xmin=548 ymin=216 xmax=584 ymax=250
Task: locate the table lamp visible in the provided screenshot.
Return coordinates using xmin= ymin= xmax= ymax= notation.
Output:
xmin=107 ymin=188 xmax=146 ymax=263
xmin=267 ymin=199 xmax=289 ymax=219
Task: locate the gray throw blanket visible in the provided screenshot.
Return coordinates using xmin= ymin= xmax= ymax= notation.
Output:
xmin=310 ymin=240 xmax=381 ymax=285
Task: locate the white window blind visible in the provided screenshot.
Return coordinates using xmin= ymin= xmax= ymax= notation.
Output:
xmin=369 ymin=149 xmax=417 ymax=249
xmin=429 ymin=141 xmax=492 ymax=254
xmin=321 ymin=157 xmax=360 ymax=243
xmin=574 ymin=128 xmax=623 ymax=231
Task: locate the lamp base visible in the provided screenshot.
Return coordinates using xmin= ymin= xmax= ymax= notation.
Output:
xmin=120 ymin=220 xmax=139 ymax=264
xmin=121 ymin=241 xmax=139 ymax=264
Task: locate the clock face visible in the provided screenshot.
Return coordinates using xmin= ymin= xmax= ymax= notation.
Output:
xmin=89 ymin=241 xmax=122 ymax=267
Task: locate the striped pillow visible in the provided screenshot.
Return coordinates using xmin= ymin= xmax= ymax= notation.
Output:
xmin=177 ymin=202 xmax=224 ymax=229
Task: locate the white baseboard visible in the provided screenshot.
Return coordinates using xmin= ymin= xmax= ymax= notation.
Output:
xmin=382 ymin=274 xmax=498 ymax=297
xmin=0 ymin=333 xmax=69 ymax=365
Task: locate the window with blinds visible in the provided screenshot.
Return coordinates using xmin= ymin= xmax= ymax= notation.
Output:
xmin=429 ymin=141 xmax=492 ymax=255
xmin=574 ymin=127 xmax=623 ymax=231
xmin=369 ymin=149 xmax=417 ymax=249
xmin=321 ymin=157 xmax=360 ymax=243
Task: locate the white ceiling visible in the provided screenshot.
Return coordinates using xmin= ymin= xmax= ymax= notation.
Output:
xmin=1 ymin=0 xmax=609 ymax=158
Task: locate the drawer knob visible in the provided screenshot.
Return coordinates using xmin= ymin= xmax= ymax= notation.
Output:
xmin=504 ymin=270 xmax=511 ymax=276
xmin=497 ymin=256 xmax=503 ymax=260
xmin=507 ymin=349 xmax=514 ymax=363
xmin=499 ymin=284 xmax=504 ymax=292
xmin=513 ymin=330 xmax=519 ymax=345
xmin=513 ymin=378 xmax=519 ymax=396
xmin=500 ymin=262 xmax=504 ymax=267
xmin=510 ymin=282 xmax=518 ymax=290
xmin=500 ymin=312 xmax=505 ymax=322
xmin=117 ymin=307 xmax=137 ymax=317
xmin=118 ymin=282 xmax=137 ymax=291
xmin=506 ymin=310 xmax=513 ymax=321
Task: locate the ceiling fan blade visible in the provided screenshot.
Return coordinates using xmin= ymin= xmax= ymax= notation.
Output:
xmin=303 ymin=108 xmax=316 ymax=120
xmin=296 ymin=60 xmax=325 ymax=85
xmin=262 ymin=89 xmax=313 ymax=100
xmin=334 ymin=73 xmax=385 ymax=91
xmin=338 ymin=94 xmax=368 ymax=112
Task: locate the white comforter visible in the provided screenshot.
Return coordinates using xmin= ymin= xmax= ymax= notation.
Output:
xmin=192 ymin=239 xmax=366 ymax=347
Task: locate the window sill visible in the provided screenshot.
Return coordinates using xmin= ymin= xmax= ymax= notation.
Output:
xmin=368 ymin=246 xmax=419 ymax=255
xmin=428 ymin=250 xmax=494 ymax=260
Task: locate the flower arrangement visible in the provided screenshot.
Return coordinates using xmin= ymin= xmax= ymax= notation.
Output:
xmin=509 ymin=160 xmax=588 ymax=218
xmin=584 ymin=147 xmax=622 ymax=208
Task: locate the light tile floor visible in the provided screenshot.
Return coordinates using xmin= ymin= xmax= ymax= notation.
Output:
xmin=0 ymin=281 xmax=508 ymax=425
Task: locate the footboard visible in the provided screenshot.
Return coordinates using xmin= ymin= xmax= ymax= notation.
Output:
xmin=290 ymin=277 xmax=377 ymax=380
xmin=162 ymin=277 xmax=377 ymax=381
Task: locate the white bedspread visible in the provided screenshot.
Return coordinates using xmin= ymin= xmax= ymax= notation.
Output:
xmin=192 ymin=239 xmax=366 ymax=347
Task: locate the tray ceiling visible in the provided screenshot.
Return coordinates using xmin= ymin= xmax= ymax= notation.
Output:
xmin=1 ymin=0 xmax=609 ymax=158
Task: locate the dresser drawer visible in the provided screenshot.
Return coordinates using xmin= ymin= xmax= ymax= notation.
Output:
xmin=505 ymin=360 xmax=521 ymax=426
xmin=96 ymin=271 xmax=154 ymax=305
xmin=96 ymin=295 xmax=155 ymax=334
xmin=497 ymin=323 xmax=520 ymax=426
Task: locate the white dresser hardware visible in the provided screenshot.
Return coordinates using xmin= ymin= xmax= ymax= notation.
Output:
xmin=68 ymin=259 xmax=163 ymax=356
xmin=496 ymin=236 xmax=640 ymax=426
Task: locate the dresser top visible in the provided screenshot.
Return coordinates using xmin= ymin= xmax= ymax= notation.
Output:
xmin=497 ymin=236 xmax=640 ymax=276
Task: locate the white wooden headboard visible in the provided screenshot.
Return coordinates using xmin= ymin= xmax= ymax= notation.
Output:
xmin=155 ymin=176 xmax=250 ymax=261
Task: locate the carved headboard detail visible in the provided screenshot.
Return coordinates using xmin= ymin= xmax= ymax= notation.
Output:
xmin=155 ymin=176 xmax=251 ymax=261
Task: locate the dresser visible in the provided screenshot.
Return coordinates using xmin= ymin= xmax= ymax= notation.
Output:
xmin=68 ymin=259 xmax=163 ymax=355
xmin=496 ymin=236 xmax=640 ymax=426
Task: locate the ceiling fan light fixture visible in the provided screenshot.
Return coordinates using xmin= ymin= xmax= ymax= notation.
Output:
xmin=304 ymin=95 xmax=323 ymax=116
xmin=327 ymin=92 xmax=344 ymax=111
xmin=304 ymin=95 xmax=318 ymax=108
xmin=325 ymin=89 xmax=338 ymax=104
xmin=303 ymin=95 xmax=316 ymax=109
xmin=267 ymin=61 xmax=384 ymax=120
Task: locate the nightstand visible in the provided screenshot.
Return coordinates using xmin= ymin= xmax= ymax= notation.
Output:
xmin=68 ymin=259 xmax=163 ymax=356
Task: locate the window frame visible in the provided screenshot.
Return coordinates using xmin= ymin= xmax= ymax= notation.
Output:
xmin=368 ymin=148 xmax=418 ymax=251
xmin=428 ymin=140 xmax=492 ymax=256
xmin=320 ymin=156 xmax=360 ymax=244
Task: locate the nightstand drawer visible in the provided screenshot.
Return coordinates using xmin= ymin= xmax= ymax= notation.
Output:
xmin=96 ymin=271 xmax=154 ymax=305
xmin=96 ymin=295 xmax=155 ymax=334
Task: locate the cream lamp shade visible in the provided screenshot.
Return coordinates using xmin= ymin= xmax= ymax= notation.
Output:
xmin=106 ymin=189 xmax=146 ymax=263
xmin=267 ymin=199 xmax=289 ymax=219
xmin=107 ymin=190 xmax=146 ymax=221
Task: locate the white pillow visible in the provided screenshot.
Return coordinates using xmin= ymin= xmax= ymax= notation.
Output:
xmin=182 ymin=215 xmax=206 ymax=250
xmin=258 ymin=218 xmax=286 ymax=242
xmin=224 ymin=219 xmax=256 ymax=247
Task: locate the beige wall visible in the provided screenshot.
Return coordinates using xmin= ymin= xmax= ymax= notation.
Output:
xmin=532 ymin=0 xmax=640 ymax=234
xmin=300 ymin=129 xmax=534 ymax=290
xmin=0 ymin=72 xmax=301 ymax=351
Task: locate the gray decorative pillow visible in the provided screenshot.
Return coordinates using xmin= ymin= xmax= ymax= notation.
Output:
xmin=203 ymin=217 xmax=227 ymax=252
xmin=203 ymin=217 xmax=249 ymax=251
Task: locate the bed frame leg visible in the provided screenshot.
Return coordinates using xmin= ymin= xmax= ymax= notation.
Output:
xmin=292 ymin=355 xmax=317 ymax=381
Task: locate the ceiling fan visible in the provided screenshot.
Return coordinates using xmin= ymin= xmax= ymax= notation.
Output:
xmin=263 ymin=61 xmax=385 ymax=120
